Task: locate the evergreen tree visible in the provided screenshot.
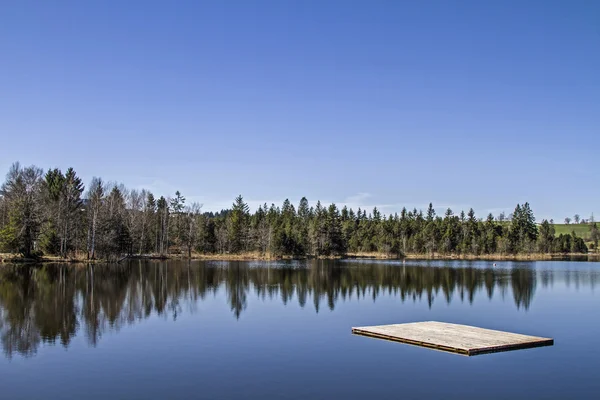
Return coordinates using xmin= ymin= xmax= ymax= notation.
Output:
xmin=100 ymin=186 xmax=130 ymax=258
xmin=466 ymin=208 xmax=480 ymax=254
xmin=169 ymin=191 xmax=186 ymax=253
xmin=40 ymin=168 xmax=65 ymax=254
xmin=426 ymin=203 xmax=436 ymax=222
xmin=157 ymin=196 xmax=169 ymax=255
xmin=537 ymin=219 xmax=555 ymax=253
xmin=228 ymin=195 xmax=249 ymax=252
xmin=324 ymin=204 xmax=345 ymax=255
xmin=509 ymin=203 xmax=538 ymax=253
xmin=570 ymin=231 xmax=587 ymax=253
xmin=522 ymin=202 xmax=537 ymax=241
xmin=309 ymin=201 xmax=326 ymax=255
xmin=442 ymin=208 xmax=457 ymax=254
xmin=423 ymin=214 xmax=439 ymax=255
xmin=484 ymin=213 xmax=499 ymax=253
xmin=59 ymin=168 xmax=84 ymax=257
xmin=296 ymin=197 xmax=310 ymax=254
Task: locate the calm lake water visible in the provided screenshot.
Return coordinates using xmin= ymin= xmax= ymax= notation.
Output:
xmin=1 ymin=259 xmax=599 ymax=399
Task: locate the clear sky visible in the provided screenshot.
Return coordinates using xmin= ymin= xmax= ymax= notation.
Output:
xmin=1 ymin=0 xmax=598 ymax=221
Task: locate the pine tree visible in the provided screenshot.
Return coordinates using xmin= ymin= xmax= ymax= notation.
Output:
xmin=157 ymin=196 xmax=169 ymax=255
xmin=297 ymin=197 xmax=310 ymax=220
xmin=324 ymin=203 xmax=345 ymax=255
xmin=40 ymin=168 xmax=65 ymax=254
xmin=466 ymin=208 xmax=479 ymax=254
xmin=280 ymin=199 xmax=297 ymax=254
xmin=101 ymin=186 xmax=130 ymax=257
xmin=426 ymin=203 xmax=436 ymax=222
xmin=508 ymin=203 xmax=538 ymax=253
xmin=228 ymin=195 xmax=250 ymax=252
xmin=537 ymin=219 xmax=555 ymax=253
xmin=169 ymin=191 xmax=186 ymax=253
xmin=484 ymin=213 xmax=499 ymax=253
xmin=522 ymin=202 xmax=537 ymax=242
xmin=60 ymin=168 xmax=84 ymax=257
xmin=309 ymin=201 xmax=325 ymax=255
xmin=399 ymin=207 xmax=409 ymax=254
xmin=442 ymin=208 xmax=457 ymax=254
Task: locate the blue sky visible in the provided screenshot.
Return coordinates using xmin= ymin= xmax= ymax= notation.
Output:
xmin=1 ymin=0 xmax=598 ymax=221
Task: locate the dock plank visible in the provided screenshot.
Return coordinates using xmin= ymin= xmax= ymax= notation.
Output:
xmin=351 ymin=321 xmax=553 ymax=355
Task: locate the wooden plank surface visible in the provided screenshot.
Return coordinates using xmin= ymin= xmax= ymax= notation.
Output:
xmin=352 ymin=321 xmax=553 ymax=355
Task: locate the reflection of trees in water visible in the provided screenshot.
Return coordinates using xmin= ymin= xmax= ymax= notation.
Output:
xmin=226 ymin=262 xmax=248 ymax=319
xmin=511 ymin=268 xmax=536 ymax=310
xmin=0 ymin=260 xmax=596 ymax=358
xmin=0 ymin=267 xmax=41 ymax=357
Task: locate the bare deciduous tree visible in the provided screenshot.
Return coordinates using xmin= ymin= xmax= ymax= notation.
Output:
xmin=184 ymin=202 xmax=202 ymax=258
xmin=86 ymin=178 xmax=104 ymax=259
xmin=0 ymin=163 xmax=44 ymax=257
xmin=216 ymin=224 xmax=228 ymax=254
xmin=126 ymin=189 xmax=144 ymax=255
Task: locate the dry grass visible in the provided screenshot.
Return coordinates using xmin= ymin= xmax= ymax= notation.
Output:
xmin=405 ymin=252 xmax=598 ymax=261
xmin=346 ymin=252 xmax=402 ymax=259
xmin=1 ymin=252 xmax=109 ymax=264
xmin=189 ymin=251 xmax=284 ymax=261
xmin=2 ymin=251 xmax=598 ymax=264
xmin=348 ymin=252 xmax=598 ymax=261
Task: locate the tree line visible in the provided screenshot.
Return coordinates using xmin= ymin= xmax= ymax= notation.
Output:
xmin=0 ymin=162 xmax=595 ymax=260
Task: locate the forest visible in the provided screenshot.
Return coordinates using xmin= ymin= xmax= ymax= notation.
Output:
xmin=0 ymin=162 xmax=596 ymax=260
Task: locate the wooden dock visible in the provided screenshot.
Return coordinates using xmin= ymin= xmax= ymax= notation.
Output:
xmin=351 ymin=321 xmax=553 ymax=356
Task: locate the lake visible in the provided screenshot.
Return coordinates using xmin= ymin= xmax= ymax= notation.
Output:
xmin=1 ymin=259 xmax=599 ymax=399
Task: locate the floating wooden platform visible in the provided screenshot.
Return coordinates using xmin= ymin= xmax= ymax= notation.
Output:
xmin=352 ymin=321 xmax=553 ymax=356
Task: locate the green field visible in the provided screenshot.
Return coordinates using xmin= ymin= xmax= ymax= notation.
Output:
xmin=552 ymin=223 xmax=594 ymax=239
xmin=483 ymin=221 xmax=593 ymax=239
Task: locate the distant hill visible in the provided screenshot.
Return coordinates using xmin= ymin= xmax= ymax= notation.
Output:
xmin=553 ymin=223 xmax=593 ymax=240
xmin=494 ymin=221 xmax=594 ymax=240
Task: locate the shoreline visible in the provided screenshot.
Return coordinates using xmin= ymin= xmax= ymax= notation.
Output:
xmin=2 ymin=251 xmax=599 ymax=264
